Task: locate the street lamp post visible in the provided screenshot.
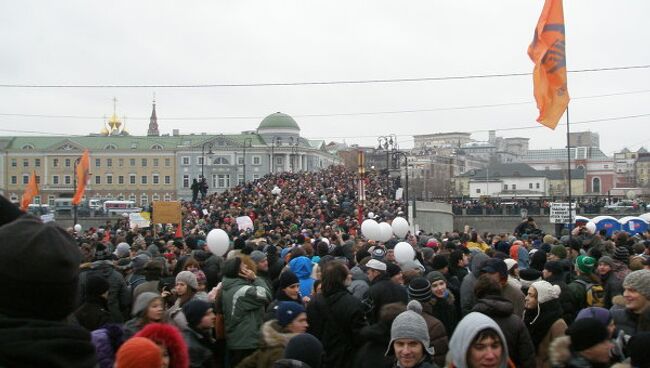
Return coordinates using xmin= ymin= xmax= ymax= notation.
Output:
xmin=241 ymin=138 xmax=252 ymax=184
xmin=377 ymin=134 xmax=398 ymax=170
xmin=201 ymin=142 xmax=214 ymax=179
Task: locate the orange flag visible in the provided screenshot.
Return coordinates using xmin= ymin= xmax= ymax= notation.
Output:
xmin=20 ymin=170 xmax=39 ymax=211
xmin=528 ymin=0 xmax=569 ymax=129
xmin=72 ymin=149 xmax=90 ymax=205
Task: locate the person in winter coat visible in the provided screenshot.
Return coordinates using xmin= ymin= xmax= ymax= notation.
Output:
xmin=135 ymin=322 xmax=190 ymax=368
xmin=221 ymin=256 xmax=272 ymax=366
xmin=386 ymin=301 xmax=438 ymax=368
xmin=407 ymin=278 xmax=449 ymax=366
xmin=289 ymin=256 xmax=315 ymax=303
xmin=448 ymin=249 xmax=470 ymax=283
xmin=273 ymin=333 xmax=324 ymax=368
xmin=78 ymin=252 xmax=131 ymax=323
xmin=460 ymin=252 xmax=489 ymax=316
xmin=132 ymin=260 xmax=164 ymax=302
xmin=548 ymin=318 xmax=613 ymax=368
xmin=182 ymin=299 xmax=217 ymax=368
xmin=165 ymin=270 xmax=200 ymax=329
xmin=123 ymin=292 xmax=165 ymax=339
xmin=567 ymin=256 xmax=601 ymax=311
xmin=265 ymin=270 xmax=302 ymax=321
xmin=355 ymin=302 xmax=406 ymax=368
xmin=523 ymin=280 xmax=568 ymax=368
xmin=425 ymin=271 xmax=458 ymax=335
xmin=448 ymin=312 xmax=516 ymax=368
xmin=0 ymin=214 xmax=97 ymax=368
xmin=365 ymin=259 xmax=409 ymax=324
xmin=596 ymin=256 xmax=627 ymax=309
xmin=543 ymin=260 xmax=577 ymax=325
xmin=238 ymin=301 xmax=309 ymax=368
xmin=90 ymin=324 xmax=123 ymax=368
xmin=74 ymin=274 xmax=111 ymax=331
xmin=306 ymin=260 xmax=367 ymax=368
xmin=472 ymin=274 xmax=536 ymax=368
xmin=349 ymin=264 xmax=371 ymax=299
xmin=480 ymin=258 xmax=526 ymax=317
xmin=610 ymin=269 xmax=650 ymax=336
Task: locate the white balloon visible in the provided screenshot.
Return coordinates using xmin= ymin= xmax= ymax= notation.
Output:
xmin=367 ymin=212 xmax=375 ymax=219
xmin=271 ymin=186 xmax=282 ymax=195
xmin=585 ymin=221 xmax=597 ymax=235
xmin=378 ymin=222 xmax=393 ymax=242
xmin=394 ymin=242 xmax=415 ymax=263
xmin=206 ymin=229 xmax=230 ymax=256
xmin=361 ymin=219 xmax=380 ymax=240
xmin=391 ymin=217 xmax=410 ymax=238
xmin=74 ymin=224 xmax=82 ymax=232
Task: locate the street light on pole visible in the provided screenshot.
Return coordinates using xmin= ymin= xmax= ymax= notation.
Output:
xmin=201 ymin=142 xmax=214 ymax=179
xmin=377 ymin=134 xmax=398 ymax=171
xmin=241 ymin=138 xmax=252 ymax=184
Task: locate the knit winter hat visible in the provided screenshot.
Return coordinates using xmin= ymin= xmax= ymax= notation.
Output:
xmin=543 ymin=234 xmax=557 ymax=245
xmin=575 ymin=307 xmax=612 ymax=327
xmin=386 ymin=300 xmax=433 ymax=356
xmin=131 ymin=253 xmax=152 ymax=272
xmin=182 ymin=299 xmax=212 ymax=329
xmin=114 ymin=242 xmax=131 ymax=258
xmin=386 ymin=262 xmax=402 ymax=278
xmin=276 ymin=301 xmax=306 ymax=327
xmin=132 ymin=292 xmax=162 ymax=317
xmin=575 ymin=255 xmax=596 ymax=274
xmin=614 ymin=246 xmax=630 ymax=263
xmin=0 ymin=215 xmax=81 ymax=321
xmin=598 ymin=256 xmax=615 ymax=268
xmin=408 ymin=277 xmax=433 ymax=302
xmin=566 ymin=318 xmax=609 ymax=352
xmin=425 ymin=271 xmax=446 ymax=284
xmin=366 ymin=259 xmax=387 ymax=271
xmin=86 ymin=274 xmax=110 ymax=298
xmin=278 ymin=270 xmax=300 ymax=290
xmin=115 ymin=337 xmax=162 ymax=368
xmin=371 ymin=247 xmax=386 ymax=260
xmin=175 ymin=270 xmax=199 ymax=290
xmin=504 ymin=258 xmax=518 ymax=271
xmin=550 ymin=244 xmax=567 ymax=259
xmin=284 ymin=333 xmax=324 ymax=368
xmin=530 ymin=280 xmax=561 ymax=304
xmin=431 ymin=255 xmax=449 ymax=270
xmin=623 ymin=270 xmax=650 ymax=300
xmin=543 ymin=261 xmax=564 ymax=276
xmin=250 ymin=250 xmax=267 ymax=264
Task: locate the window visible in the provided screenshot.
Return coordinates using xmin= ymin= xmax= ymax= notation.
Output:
xmin=105 ymin=144 xmax=117 ymax=150
xmin=275 ymin=157 xmax=283 ymax=165
xmin=592 ymin=177 xmax=601 ymax=193
xmin=253 ymin=174 xmax=260 ymax=180
xmin=214 ymin=157 xmax=229 ymax=165
xmin=238 ymin=175 xmax=244 ymax=185
xmin=165 ymin=158 xmax=171 ymax=167
xmin=182 ymin=157 xmax=190 ymax=166
xmin=10 ymin=194 xmax=17 ymax=202
xmin=65 ymin=175 xmax=71 ymax=185
xmin=476 ymin=188 xmax=481 ymax=194
xmin=183 ymin=175 xmax=190 ymax=188
xmin=151 ymin=144 xmax=163 ymax=150
xmin=130 ymin=158 xmax=136 ymax=167
xmin=141 ymin=176 xmax=147 ymax=184
xmin=23 ymin=175 xmax=29 ymax=184
xmin=512 ymin=184 xmax=516 ymax=190
xmin=141 ymin=158 xmax=147 ymax=167
xmin=604 ymin=165 xmax=609 ymax=169
xmin=252 ymin=156 xmax=261 ymax=165
xmin=23 ymin=159 xmax=29 ymax=167
xmin=153 ymin=158 xmax=159 ymax=167
xmin=536 ymin=183 xmax=540 ymax=189
xmin=238 ymin=156 xmax=244 ymax=165
xmin=11 ymin=176 xmax=17 ymax=185
xmin=152 ymin=193 xmax=160 ymax=201
xmin=106 ymin=175 xmax=113 ymax=185
xmin=95 ymin=158 xmax=101 ymax=167
xmin=52 ymin=175 xmax=59 ymax=185
xmin=164 ymin=176 xmax=171 ymax=185
xmin=153 ymin=174 xmax=159 ymax=185
xmin=22 ymin=144 xmax=34 ymax=150
xmin=34 ymin=196 xmax=41 ymax=205
xmin=48 ymin=195 xmax=55 ymax=206
xmin=140 ymin=194 xmax=148 ymax=206
xmin=118 ymin=176 xmax=124 ymax=185
xmin=529 ymin=183 xmax=533 ymax=189
xmin=119 ymin=158 xmax=124 ymax=167
xmin=164 ymin=193 xmax=172 ymax=201
xmin=11 ymin=159 xmax=17 ymax=167
xmin=95 ymin=176 xmax=101 ymax=185
xmin=65 ymin=158 xmax=71 ymax=167
xmin=197 ymin=156 xmax=204 ymax=165
xmin=503 ymin=184 xmax=508 ymax=190
xmin=213 ymin=174 xmax=230 ymax=188
xmin=129 ymin=194 xmax=136 ymax=202
xmin=117 ymin=194 xmax=125 ymax=200
xmin=107 ymin=158 xmax=112 ymax=167
xmin=35 ymin=159 xmax=41 ymax=167
xmin=130 ymin=175 xmax=136 ymax=185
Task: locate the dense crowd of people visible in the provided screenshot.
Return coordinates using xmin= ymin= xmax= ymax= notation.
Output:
xmin=2 ymin=165 xmax=650 ymax=368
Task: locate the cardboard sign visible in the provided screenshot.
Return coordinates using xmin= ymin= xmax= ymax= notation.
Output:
xmin=549 ymin=202 xmax=576 ymax=224
xmin=152 ymin=201 xmax=182 ymax=224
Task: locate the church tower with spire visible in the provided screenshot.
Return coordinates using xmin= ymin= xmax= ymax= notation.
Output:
xmin=147 ymin=96 xmax=160 ymax=136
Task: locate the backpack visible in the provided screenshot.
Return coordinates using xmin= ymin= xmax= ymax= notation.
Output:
xmin=574 ymin=279 xmax=606 ymax=307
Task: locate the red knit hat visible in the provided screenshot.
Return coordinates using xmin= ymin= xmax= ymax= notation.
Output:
xmin=135 ymin=323 xmax=190 ymax=368
xmin=115 ymin=337 xmax=162 ymax=368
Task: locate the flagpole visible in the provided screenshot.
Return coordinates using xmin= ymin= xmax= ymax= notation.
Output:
xmin=566 ymin=106 xmax=573 ymax=240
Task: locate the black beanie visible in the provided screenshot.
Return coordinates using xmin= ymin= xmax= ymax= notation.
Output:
xmin=543 ymin=261 xmax=564 ymax=276
xmin=566 ymin=317 xmax=609 ymax=352
xmin=86 ymin=274 xmax=110 ymax=298
xmin=284 ymin=333 xmax=323 ymax=368
xmin=182 ymin=299 xmax=212 ymax=329
xmin=431 ymin=255 xmax=449 ymax=270
xmin=0 ymin=215 xmax=81 ymax=320
xmin=278 ymin=270 xmax=300 ymax=290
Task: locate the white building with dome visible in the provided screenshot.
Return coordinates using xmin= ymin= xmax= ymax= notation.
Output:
xmin=175 ymin=112 xmax=340 ymax=198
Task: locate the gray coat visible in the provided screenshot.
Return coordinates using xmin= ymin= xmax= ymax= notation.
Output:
xmin=460 ymin=252 xmax=489 ymax=316
xmin=348 ymin=265 xmax=369 ymax=300
xmin=78 ymin=261 xmax=130 ymax=323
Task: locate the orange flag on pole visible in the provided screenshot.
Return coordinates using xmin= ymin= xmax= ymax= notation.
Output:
xmin=20 ymin=170 xmax=39 ymax=211
xmin=72 ymin=149 xmax=90 ymax=205
xmin=528 ymin=0 xmax=569 ymax=129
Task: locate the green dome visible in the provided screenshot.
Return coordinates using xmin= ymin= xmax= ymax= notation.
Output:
xmin=258 ymin=112 xmax=300 ymax=131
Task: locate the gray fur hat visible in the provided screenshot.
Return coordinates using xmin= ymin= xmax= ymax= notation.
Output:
xmin=175 ymin=270 xmax=199 ymax=290
xmin=132 ymin=292 xmax=162 ymax=317
xmin=385 ymin=300 xmax=434 ymax=356
xmin=624 ymin=270 xmax=650 ymax=300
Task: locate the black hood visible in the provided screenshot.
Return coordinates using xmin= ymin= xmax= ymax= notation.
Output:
xmin=473 ymin=296 xmax=515 ymax=318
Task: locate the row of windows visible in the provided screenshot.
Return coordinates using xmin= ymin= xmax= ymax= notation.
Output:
xmin=13 ymin=193 xmax=173 ymax=206
xmin=181 ymin=174 xmax=259 ymax=188
xmin=12 ymin=157 xmax=173 ymax=168
xmin=181 ymin=156 xmax=263 ymax=166
xmin=11 ymin=175 xmax=171 ymax=186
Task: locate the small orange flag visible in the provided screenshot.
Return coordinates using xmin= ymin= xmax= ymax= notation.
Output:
xmin=20 ymin=170 xmax=39 ymax=211
xmin=72 ymin=149 xmax=90 ymax=205
xmin=528 ymin=0 xmax=569 ymax=129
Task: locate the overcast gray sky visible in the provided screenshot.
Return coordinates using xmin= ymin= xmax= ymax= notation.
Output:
xmin=1 ymin=0 xmax=648 ymax=155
